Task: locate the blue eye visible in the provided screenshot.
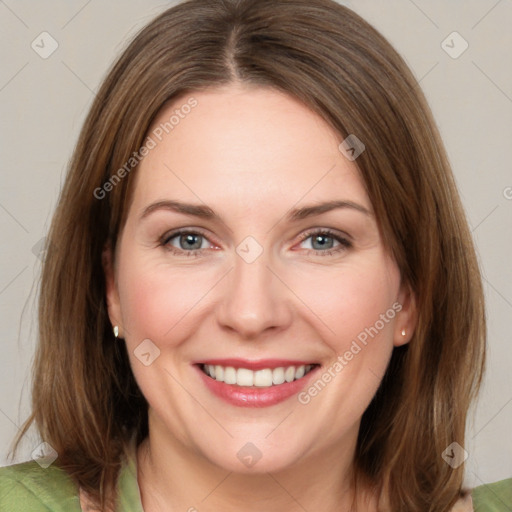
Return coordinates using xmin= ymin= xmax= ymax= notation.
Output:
xmin=159 ymin=228 xmax=352 ymax=258
xmin=298 ymin=229 xmax=352 ymax=256
xmin=161 ymin=230 xmax=212 ymax=256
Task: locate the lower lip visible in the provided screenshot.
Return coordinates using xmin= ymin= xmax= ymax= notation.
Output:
xmin=194 ymin=365 xmax=319 ymax=407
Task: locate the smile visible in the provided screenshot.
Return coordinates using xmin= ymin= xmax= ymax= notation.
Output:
xmin=194 ymin=359 xmax=321 ymax=407
xmin=200 ymin=363 xmax=318 ymax=388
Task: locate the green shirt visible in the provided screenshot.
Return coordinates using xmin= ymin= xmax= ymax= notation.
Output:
xmin=0 ymin=442 xmax=143 ymax=512
xmin=1 ymin=444 xmax=510 ymax=511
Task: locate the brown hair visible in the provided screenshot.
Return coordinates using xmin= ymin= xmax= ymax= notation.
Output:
xmin=11 ymin=0 xmax=485 ymax=510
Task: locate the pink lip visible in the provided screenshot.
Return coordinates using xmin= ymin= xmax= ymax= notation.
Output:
xmin=194 ymin=358 xmax=317 ymax=370
xmin=193 ymin=363 xmax=320 ymax=408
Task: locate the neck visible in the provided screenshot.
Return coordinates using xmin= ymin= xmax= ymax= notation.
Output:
xmin=136 ymin=412 xmax=379 ymax=512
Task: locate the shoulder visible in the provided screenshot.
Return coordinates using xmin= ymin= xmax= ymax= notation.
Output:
xmin=0 ymin=460 xmax=82 ymax=511
xmin=471 ymin=477 xmax=512 ymax=511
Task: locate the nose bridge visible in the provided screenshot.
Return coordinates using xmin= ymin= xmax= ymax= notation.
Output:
xmin=216 ymin=240 xmax=290 ymax=338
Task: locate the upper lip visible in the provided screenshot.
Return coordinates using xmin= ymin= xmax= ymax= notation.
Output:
xmin=194 ymin=358 xmax=319 ymax=371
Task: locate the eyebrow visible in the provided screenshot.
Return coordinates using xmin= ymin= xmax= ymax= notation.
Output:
xmin=139 ymin=199 xmax=372 ymax=223
xmin=286 ymin=200 xmax=372 ymax=221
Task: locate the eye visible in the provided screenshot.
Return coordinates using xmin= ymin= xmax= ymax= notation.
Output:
xmin=297 ymin=229 xmax=352 ymax=256
xmin=160 ymin=229 xmax=214 ymax=256
xmin=159 ymin=228 xmax=352 ymax=258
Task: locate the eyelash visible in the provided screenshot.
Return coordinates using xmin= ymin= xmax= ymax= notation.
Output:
xmin=298 ymin=228 xmax=352 ymax=256
xmin=159 ymin=228 xmax=352 ymax=258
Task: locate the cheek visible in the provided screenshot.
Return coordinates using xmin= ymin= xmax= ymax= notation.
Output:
xmin=117 ymin=255 xmax=218 ymax=345
xmin=288 ymin=259 xmax=399 ymax=349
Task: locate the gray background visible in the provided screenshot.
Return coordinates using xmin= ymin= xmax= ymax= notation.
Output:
xmin=0 ymin=0 xmax=511 ymax=489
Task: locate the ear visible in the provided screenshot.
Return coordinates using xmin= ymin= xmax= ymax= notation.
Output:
xmin=393 ymin=281 xmax=417 ymax=347
xmin=102 ymin=242 xmax=123 ymax=337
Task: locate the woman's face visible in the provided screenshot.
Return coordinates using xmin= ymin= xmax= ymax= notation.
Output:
xmin=106 ymin=84 xmax=415 ymax=473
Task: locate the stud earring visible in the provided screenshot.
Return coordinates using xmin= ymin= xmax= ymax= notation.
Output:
xmin=113 ymin=325 xmax=119 ymax=338
xmin=401 ymin=329 xmax=406 ymax=337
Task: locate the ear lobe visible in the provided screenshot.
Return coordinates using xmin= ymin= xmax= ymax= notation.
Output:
xmin=394 ymin=283 xmax=417 ymax=347
xmin=102 ymin=242 xmax=122 ymax=331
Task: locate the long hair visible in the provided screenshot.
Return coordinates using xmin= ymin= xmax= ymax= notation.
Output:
xmin=10 ymin=1 xmax=485 ymax=510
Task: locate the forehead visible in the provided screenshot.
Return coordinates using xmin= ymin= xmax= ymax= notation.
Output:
xmin=129 ymin=84 xmax=371 ymax=217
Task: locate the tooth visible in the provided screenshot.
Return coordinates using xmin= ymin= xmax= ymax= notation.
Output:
xmin=215 ymin=365 xmax=224 ymax=382
xmin=224 ymin=366 xmax=237 ymax=384
xmin=272 ymin=367 xmax=285 ymax=385
xmin=205 ymin=363 xmax=315 ymax=386
xmin=284 ymin=366 xmax=295 ymax=383
xmin=237 ymin=368 xmax=254 ymax=386
xmin=254 ymin=369 xmax=273 ymax=387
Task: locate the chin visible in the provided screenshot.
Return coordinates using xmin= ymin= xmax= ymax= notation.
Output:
xmin=198 ymin=438 xmax=306 ymax=474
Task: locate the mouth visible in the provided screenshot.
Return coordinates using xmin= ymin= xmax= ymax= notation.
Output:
xmin=193 ymin=359 xmax=321 ymax=407
xmin=198 ymin=362 xmax=319 ymax=387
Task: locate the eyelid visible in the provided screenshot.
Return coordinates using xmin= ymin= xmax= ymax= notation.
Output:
xmin=297 ymin=227 xmax=352 ymax=244
xmin=158 ymin=227 xmax=220 ymax=252
xmin=294 ymin=227 xmax=352 ymax=255
xmin=159 ymin=226 xmax=352 ymax=256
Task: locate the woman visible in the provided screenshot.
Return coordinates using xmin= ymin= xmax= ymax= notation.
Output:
xmin=1 ymin=0 xmax=509 ymax=510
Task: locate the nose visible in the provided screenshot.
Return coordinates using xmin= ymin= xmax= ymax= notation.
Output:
xmin=215 ymin=248 xmax=293 ymax=340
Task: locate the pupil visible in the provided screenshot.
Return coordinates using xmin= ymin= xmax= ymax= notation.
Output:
xmin=181 ymin=234 xmax=202 ymax=250
xmin=313 ymin=235 xmax=333 ymax=250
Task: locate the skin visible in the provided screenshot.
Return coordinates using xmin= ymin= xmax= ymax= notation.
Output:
xmin=104 ymin=83 xmax=417 ymax=512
